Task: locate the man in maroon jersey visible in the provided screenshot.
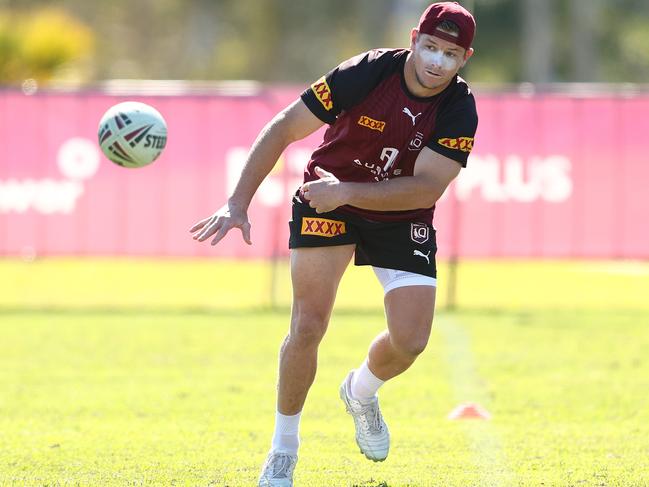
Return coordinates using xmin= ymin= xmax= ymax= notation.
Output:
xmin=191 ymin=2 xmax=477 ymax=485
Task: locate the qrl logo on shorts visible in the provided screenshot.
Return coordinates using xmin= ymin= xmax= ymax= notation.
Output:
xmin=411 ymin=223 xmax=429 ymax=244
xmin=301 ymin=217 xmax=346 ymax=237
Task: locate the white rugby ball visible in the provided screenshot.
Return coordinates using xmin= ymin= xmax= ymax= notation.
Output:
xmin=97 ymin=101 xmax=167 ymax=168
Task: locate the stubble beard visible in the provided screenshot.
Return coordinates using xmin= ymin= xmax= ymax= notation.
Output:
xmin=414 ymin=66 xmax=448 ymax=94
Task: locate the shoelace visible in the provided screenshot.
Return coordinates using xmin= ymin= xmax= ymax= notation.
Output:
xmin=266 ymin=453 xmax=295 ymax=479
xmin=358 ymin=403 xmax=385 ymax=434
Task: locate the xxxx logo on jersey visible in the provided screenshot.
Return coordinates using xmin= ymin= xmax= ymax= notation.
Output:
xmin=311 ymin=77 xmax=333 ymax=111
xmin=358 ymin=115 xmax=386 ymax=133
xmin=437 ymin=137 xmax=474 ymax=153
xmin=301 ymin=217 xmax=346 ymax=237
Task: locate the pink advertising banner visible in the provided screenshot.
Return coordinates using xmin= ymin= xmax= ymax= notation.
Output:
xmin=0 ymin=88 xmax=648 ymax=259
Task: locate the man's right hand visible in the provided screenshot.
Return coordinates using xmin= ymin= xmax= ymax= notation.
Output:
xmin=189 ymin=99 xmax=324 ymax=247
xmin=190 ymin=203 xmax=252 ymax=246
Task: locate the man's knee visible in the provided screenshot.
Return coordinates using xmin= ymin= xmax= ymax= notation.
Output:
xmin=390 ymin=332 xmax=430 ymax=359
xmin=388 ymin=314 xmax=433 ymax=359
xmin=384 ymin=285 xmax=435 ymax=359
xmin=288 ymin=306 xmax=329 ymax=348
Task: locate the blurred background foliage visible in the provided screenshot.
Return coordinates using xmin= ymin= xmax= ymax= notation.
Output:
xmin=0 ymin=0 xmax=647 ymax=87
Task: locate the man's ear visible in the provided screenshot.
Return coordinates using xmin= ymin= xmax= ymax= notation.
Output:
xmin=461 ymin=47 xmax=474 ymax=67
xmin=410 ymin=28 xmax=419 ymax=50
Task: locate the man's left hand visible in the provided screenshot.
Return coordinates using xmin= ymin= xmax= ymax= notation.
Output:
xmin=301 ymin=167 xmax=347 ymax=214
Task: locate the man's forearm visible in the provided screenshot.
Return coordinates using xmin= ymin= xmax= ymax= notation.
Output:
xmin=228 ymin=119 xmax=292 ymax=211
xmin=340 ymin=175 xmax=445 ymax=211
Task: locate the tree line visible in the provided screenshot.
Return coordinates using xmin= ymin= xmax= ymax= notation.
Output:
xmin=0 ymin=0 xmax=647 ymax=87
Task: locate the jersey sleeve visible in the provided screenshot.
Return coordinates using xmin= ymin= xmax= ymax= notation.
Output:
xmin=300 ymin=49 xmax=401 ymax=124
xmin=426 ymin=89 xmax=478 ymax=167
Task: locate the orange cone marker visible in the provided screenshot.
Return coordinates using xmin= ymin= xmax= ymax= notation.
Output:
xmin=447 ymin=402 xmax=491 ymax=420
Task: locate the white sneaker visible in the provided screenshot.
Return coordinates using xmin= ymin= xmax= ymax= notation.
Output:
xmin=258 ymin=450 xmax=298 ymax=487
xmin=339 ymin=371 xmax=390 ymax=462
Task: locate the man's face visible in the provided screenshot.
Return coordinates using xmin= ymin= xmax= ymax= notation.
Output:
xmin=410 ymin=31 xmax=473 ymax=92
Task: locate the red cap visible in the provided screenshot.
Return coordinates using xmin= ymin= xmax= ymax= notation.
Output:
xmin=417 ymin=2 xmax=476 ymax=50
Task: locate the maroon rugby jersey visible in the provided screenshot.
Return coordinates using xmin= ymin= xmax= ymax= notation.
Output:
xmin=300 ymin=48 xmax=478 ymax=224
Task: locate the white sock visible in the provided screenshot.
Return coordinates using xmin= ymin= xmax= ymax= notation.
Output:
xmin=271 ymin=411 xmax=301 ymax=455
xmin=350 ymin=360 xmax=385 ymax=402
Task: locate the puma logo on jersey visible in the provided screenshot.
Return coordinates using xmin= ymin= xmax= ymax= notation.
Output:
xmin=413 ymin=249 xmax=431 ymax=264
xmin=402 ymin=107 xmax=422 ymax=125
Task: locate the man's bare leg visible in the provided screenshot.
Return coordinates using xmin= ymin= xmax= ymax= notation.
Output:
xmin=340 ymin=285 xmax=435 ymax=462
xmin=260 ymin=245 xmax=354 ymax=486
xmin=277 ymin=244 xmax=355 ymax=415
xmin=367 ymin=285 xmax=436 ymax=381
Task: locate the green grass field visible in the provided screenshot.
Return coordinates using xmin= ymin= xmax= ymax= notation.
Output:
xmin=1 ymin=259 xmax=648 ymax=486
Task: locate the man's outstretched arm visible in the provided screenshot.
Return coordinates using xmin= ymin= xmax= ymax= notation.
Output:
xmin=302 ymin=147 xmax=461 ymax=213
xmin=190 ymin=99 xmax=324 ymax=245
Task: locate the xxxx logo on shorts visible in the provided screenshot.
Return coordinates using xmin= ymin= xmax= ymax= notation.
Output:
xmin=301 ymin=217 xmax=346 ymax=237
xmin=358 ymin=115 xmax=386 ymax=133
xmin=437 ymin=137 xmax=474 ymax=153
xmin=411 ymin=223 xmax=429 ymax=244
xmin=311 ymin=77 xmax=333 ymax=111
